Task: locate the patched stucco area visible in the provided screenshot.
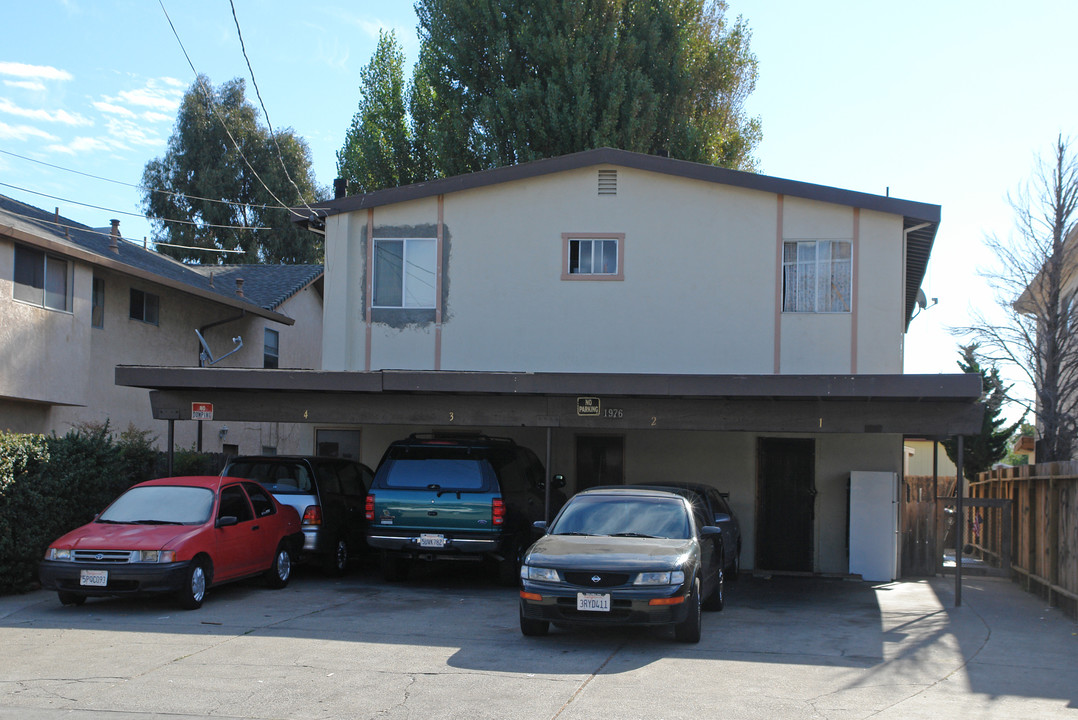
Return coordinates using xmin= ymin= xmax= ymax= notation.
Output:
xmin=364 ymin=223 xmax=451 ymax=329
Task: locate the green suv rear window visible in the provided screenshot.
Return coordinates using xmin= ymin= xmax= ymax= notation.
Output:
xmin=381 ymin=458 xmax=486 ymax=490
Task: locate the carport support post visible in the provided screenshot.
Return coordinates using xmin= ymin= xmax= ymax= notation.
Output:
xmin=167 ymin=420 xmax=175 ymax=476
xmin=955 ymin=435 xmax=964 ymax=607
xmin=544 ymin=427 xmax=552 ymax=524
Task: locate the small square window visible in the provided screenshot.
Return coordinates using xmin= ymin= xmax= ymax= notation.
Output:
xmin=130 ymin=288 xmax=160 ymax=324
xmin=562 ymin=233 xmax=624 ymax=281
xmin=782 ymin=240 xmax=852 ymax=313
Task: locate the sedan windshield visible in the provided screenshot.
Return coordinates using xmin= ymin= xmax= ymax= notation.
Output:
xmin=551 ymin=496 xmax=691 ymax=539
xmin=98 ymin=486 xmax=215 ymax=525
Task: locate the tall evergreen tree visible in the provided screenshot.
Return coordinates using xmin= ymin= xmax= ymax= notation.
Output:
xmin=337 ymin=31 xmax=422 ymax=192
xmin=942 ymin=344 xmax=1025 ymax=481
xmin=413 ymin=0 xmax=761 ymax=172
xmin=141 ymin=76 xmax=321 ymax=264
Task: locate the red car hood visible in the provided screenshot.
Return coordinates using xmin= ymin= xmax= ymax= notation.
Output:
xmin=53 ymin=522 xmax=203 ymax=550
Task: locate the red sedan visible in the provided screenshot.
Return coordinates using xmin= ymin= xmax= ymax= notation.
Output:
xmin=39 ymin=476 xmax=303 ymax=609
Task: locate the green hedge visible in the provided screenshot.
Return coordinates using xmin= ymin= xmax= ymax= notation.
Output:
xmin=0 ymin=424 xmax=186 ymax=595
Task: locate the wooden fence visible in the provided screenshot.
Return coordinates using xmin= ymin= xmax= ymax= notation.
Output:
xmin=970 ymin=462 xmax=1078 ymax=617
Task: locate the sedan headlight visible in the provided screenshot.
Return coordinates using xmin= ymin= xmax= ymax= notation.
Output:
xmin=135 ymin=550 xmax=176 ymax=563
xmin=46 ymin=548 xmax=72 ymax=561
xmin=520 ymin=565 xmax=561 ymax=583
xmin=633 ymin=570 xmax=686 ymax=586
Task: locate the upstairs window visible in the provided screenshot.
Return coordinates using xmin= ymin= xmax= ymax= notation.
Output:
xmin=129 ymin=288 xmax=159 ymax=324
xmin=372 ymin=238 xmax=436 ymax=308
xmin=13 ymin=244 xmax=71 ymax=311
xmin=782 ymin=240 xmax=851 ymax=313
xmin=91 ymin=276 xmax=105 ymax=328
xmin=562 ymin=233 xmax=624 ymax=281
xmin=264 ymin=328 xmax=279 ymax=369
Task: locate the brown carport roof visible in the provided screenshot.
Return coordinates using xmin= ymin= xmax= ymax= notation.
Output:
xmin=116 ymin=367 xmax=983 ymax=436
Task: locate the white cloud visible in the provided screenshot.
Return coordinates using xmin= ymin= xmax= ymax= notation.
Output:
xmin=4 ymin=80 xmax=46 ymax=92
xmin=105 ymin=117 xmax=164 ymax=148
xmin=92 ymin=100 xmax=136 ymax=117
xmin=0 ymin=97 xmax=92 ymax=126
xmin=0 ymin=121 xmax=58 ymax=141
xmin=47 ymin=136 xmax=117 ymax=155
xmin=0 ymin=62 xmax=73 ymax=82
xmin=141 ymin=111 xmax=171 ymax=123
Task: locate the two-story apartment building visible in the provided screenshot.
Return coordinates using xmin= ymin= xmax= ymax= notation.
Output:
xmin=118 ymin=149 xmax=983 ymax=579
xmin=0 ymin=194 xmax=325 ymax=456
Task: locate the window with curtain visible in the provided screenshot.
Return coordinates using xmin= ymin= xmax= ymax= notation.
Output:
xmin=782 ymin=240 xmax=851 ymax=313
xmin=562 ymin=233 xmax=625 ymax=280
xmin=372 ymin=238 xmax=436 ymax=308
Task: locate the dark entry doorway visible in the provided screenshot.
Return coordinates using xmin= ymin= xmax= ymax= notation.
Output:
xmin=575 ymin=436 xmax=624 ymax=490
xmin=756 ymin=437 xmax=815 ymax=573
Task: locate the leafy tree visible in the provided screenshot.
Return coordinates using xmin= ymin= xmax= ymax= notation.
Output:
xmin=338 ymin=31 xmax=426 ymax=192
xmin=342 ymin=0 xmax=761 ymax=192
xmin=942 ymin=344 xmax=1025 ymax=481
xmin=142 ymin=76 xmax=323 ymax=264
xmin=413 ymin=0 xmax=760 ymax=172
xmin=954 ymin=136 xmax=1078 ymax=461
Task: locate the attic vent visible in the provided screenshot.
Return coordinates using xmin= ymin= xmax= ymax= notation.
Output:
xmin=598 ymin=169 xmax=617 ymax=196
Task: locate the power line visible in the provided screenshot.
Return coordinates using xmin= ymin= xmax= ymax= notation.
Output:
xmin=228 ymin=0 xmax=319 ymax=221
xmin=158 ymin=0 xmax=309 ymax=222
xmin=0 ymin=181 xmax=270 ymax=231
xmin=0 ymin=195 xmax=248 ymax=255
xmin=0 ymin=147 xmax=293 ymax=213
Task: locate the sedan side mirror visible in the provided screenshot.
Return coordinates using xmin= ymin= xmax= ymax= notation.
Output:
xmin=699 ymin=526 xmax=722 ymax=538
xmin=713 ymin=513 xmax=731 ymax=524
xmin=216 ymin=515 xmax=238 ymax=528
xmin=532 ymin=520 xmax=549 ymax=534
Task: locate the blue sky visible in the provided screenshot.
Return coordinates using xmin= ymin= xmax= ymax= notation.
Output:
xmin=2 ymin=0 xmax=1077 ymax=394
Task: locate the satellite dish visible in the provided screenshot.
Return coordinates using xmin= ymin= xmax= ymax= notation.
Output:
xmin=916 ymin=288 xmax=928 ymax=309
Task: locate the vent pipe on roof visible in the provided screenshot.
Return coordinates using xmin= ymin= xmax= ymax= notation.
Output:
xmin=109 ymin=219 xmax=120 ymax=253
xmin=209 ymin=271 xmax=214 ymax=287
xmin=235 ymin=277 xmax=244 ymax=297
xmin=334 ymin=178 xmax=347 ymax=199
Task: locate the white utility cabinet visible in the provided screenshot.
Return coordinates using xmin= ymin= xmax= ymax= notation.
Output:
xmin=848 ymin=471 xmax=899 ymax=581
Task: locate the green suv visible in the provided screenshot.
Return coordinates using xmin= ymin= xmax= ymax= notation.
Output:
xmin=365 ymin=433 xmax=561 ymax=583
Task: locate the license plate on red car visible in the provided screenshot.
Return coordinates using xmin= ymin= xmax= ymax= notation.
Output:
xmin=80 ymin=570 xmax=107 ymax=587
xmin=577 ymin=593 xmax=611 ymax=612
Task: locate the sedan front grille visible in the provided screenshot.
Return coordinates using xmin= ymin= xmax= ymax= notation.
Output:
xmin=563 ymin=571 xmax=630 ymax=588
xmin=72 ymin=550 xmax=134 ymax=563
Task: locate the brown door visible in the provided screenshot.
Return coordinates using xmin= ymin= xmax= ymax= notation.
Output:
xmin=575 ymin=436 xmax=624 ymax=491
xmin=756 ymin=437 xmax=815 ymax=573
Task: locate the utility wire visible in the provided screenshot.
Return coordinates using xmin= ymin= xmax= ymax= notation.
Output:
xmin=0 ymin=196 xmax=244 ymax=254
xmin=228 ymin=0 xmax=320 ymax=220
xmin=0 ymin=147 xmax=292 ymax=213
xmin=158 ymin=0 xmax=309 ymax=221
xmin=0 ymin=181 xmax=270 ymax=231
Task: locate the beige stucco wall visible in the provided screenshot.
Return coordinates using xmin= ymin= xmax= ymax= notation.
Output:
xmin=1 ymin=235 xmax=323 ymax=455
xmin=324 ymin=164 xmax=908 ymax=375
xmin=904 ymin=438 xmax=958 ymax=477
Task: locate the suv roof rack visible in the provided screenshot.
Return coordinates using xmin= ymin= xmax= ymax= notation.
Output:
xmin=402 ymin=432 xmax=518 ymax=446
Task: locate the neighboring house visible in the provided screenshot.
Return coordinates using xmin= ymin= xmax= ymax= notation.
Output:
xmin=118 ymin=149 xmax=984 ymax=580
xmin=0 ymin=194 xmax=324 ymax=456
xmin=904 ymin=438 xmax=958 ymax=478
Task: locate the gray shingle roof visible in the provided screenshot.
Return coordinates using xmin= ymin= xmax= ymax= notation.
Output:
xmin=0 ymin=194 xmax=321 ymax=312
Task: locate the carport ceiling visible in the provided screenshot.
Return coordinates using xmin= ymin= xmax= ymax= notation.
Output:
xmin=116 ymin=368 xmax=984 ymax=436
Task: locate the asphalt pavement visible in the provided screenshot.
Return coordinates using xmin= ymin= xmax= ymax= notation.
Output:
xmin=0 ymin=564 xmax=1075 ymax=719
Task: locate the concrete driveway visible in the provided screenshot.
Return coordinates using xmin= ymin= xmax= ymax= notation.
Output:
xmin=0 ymin=564 xmax=1075 ymax=719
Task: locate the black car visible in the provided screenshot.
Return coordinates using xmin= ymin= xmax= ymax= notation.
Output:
xmin=366 ymin=433 xmax=563 ymax=584
xmin=518 ymin=486 xmax=725 ymax=643
xmin=222 ymin=455 xmax=373 ymax=574
xmin=642 ymin=481 xmax=742 ymax=579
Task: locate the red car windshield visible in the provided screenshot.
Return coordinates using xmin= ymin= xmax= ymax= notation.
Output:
xmin=98 ymin=486 xmax=215 ymax=525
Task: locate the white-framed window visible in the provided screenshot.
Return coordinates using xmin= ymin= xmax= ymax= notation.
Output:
xmin=782 ymin=240 xmax=852 ymax=313
xmin=13 ymin=244 xmax=71 ymax=312
xmin=372 ymin=237 xmax=436 ymax=308
xmin=129 ymin=288 xmax=159 ymax=324
xmin=562 ymin=233 xmax=624 ymax=281
xmin=264 ymin=328 xmax=279 ymax=369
